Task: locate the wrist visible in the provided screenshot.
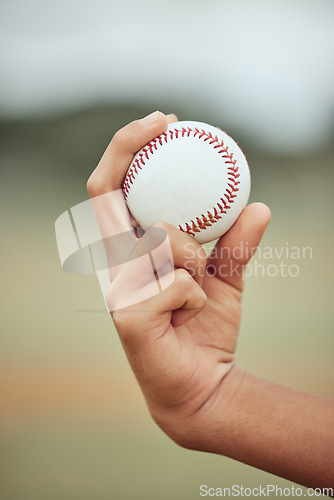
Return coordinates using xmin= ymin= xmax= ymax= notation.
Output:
xmin=150 ymin=364 xmax=246 ymax=452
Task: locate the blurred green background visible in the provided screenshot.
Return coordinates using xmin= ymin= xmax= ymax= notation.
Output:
xmin=1 ymin=1 xmax=334 ymax=499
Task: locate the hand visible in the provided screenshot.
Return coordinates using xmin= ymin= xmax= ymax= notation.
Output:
xmin=87 ymin=111 xmax=271 ymax=445
xmin=88 ymin=112 xmax=334 ymax=491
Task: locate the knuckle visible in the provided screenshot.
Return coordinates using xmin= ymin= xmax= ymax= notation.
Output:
xmin=176 ymin=268 xmax=193 ymax=287
xmin=86 ymin=174 xmax=95 ymax=194
xmin=86 ymin=172 xmax=101 ymax=196
xmin=111 ymin=128 xmax=128 ymax=150
xmin=151 ymin=221 xmax=171 ymax=232
xmin=174 ymin=269 xmax=206 ymax=308
xmin=189 ymin=279 xmax=207 ymax=309
xmin=112 ymin=308 xmax=135 ymax=338
xmin=196 ymin=287 xmax=207 ymax=307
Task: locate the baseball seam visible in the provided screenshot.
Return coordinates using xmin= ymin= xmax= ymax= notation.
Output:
xmin=122 ymin=126 xmax=240 ymax=237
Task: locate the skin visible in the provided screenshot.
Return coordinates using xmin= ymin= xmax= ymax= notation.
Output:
xmin=87 ymin=111 xmax=334 ymax=494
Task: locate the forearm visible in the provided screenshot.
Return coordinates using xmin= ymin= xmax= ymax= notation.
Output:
xmin=183 ymin=366 xmax=334 ymax=491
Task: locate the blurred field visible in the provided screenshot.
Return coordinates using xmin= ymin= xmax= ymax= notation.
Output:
xmin=1 ymin=105 xmax=333 ymax=499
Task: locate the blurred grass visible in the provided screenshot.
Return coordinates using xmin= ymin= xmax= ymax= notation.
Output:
xmin=0 ymin=104 xmax=333 ymax=499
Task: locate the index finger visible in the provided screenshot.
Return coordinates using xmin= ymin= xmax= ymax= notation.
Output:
xmin=87 ymin=111 xmax=178 ymax=196
xmin=86 ymin=111 xmax=178 ymax=248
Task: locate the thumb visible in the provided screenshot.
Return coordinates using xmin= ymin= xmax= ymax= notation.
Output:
xmin=207 ymin=202 xmax=271 ymax=291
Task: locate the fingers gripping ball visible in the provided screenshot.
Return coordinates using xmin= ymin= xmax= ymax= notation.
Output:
xmin=122 ymin=121 xmax=251 ymax=244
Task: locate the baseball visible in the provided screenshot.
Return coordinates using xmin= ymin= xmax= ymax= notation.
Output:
xmin=122 ymin=121 xmax=251 ymax=244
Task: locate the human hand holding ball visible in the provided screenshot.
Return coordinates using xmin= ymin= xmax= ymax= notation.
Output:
xmin=85 ymin=112 xmax=333 ymax=491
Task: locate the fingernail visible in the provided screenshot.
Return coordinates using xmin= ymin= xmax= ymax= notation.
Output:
xmin=140 ymin=110 xmax=160 ymax=127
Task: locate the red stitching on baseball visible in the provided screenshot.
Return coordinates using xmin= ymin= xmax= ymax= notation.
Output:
xmin=122 ymin=127 xmax=242 ymax=236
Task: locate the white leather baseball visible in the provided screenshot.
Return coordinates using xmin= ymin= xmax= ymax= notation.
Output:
xmin=122 ymin=121 xmax=251 ymax=244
